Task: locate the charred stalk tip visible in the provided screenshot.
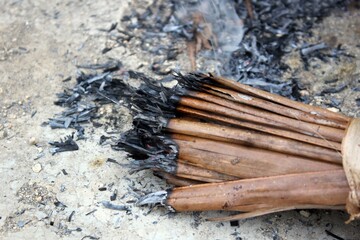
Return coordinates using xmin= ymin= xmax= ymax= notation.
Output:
xmin=136 ymin=190 xmax=175 ymax=211
xmin=136 ymin=191 xmax=167 ymax=206
xmin=125 ymin=157 xmax=177 ymax=174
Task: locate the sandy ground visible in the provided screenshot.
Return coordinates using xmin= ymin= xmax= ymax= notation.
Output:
xmin=1 ymin=1 xmax=360 ymax=239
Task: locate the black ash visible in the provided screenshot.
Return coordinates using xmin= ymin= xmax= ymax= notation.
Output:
xmin=115 ymin=0 xmax=351 ymax=99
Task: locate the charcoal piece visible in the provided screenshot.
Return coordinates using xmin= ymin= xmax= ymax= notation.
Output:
xmin=325 ymin=230 xmax=344 ymax=240
xmin=325 ymin=79 xmax=338 ymax=84
xmin=31 ymin=111 xmax=37 ymax=118
xmin=107 ymin=22 xmax=117 ymax=32
xmin=54 ymin=92 xmax=80 ymax=107
xmin=111 ymin=29 xmax=134 ymax=44
xmin=356 ymin=98 xmax=360 ymax=107
xmin=81 ymin=236 xmax=100 ymax=240
xmin=106 ymin=158 xmax=121 ymax=166
xmin=67 ymin=228 xmax=82 ymax=233
xmin=75 ymin=126 xmax=85 ymax=140
xmin=76 ymin=60 xmax=122 ymax=72
xmin=98 ymin=22 xmax=118 ymax=32
xmin=62 ymin=76 xmax=72 ymax=82
xmin=330 ymin=98 xmax=342 ymax=107
xmin=159 ymin=75 xmax=175 ymax=83
xmin=230 ymin=220 xmax=239 ymax=227
xmin=81 ymin=72 xmax=111 ymax=85
xmin=166 ymin=48 xmax=179 ymax=60
xmin=54 ymin=200 xmax=67 ymax=209
xmin=301 ymin=43 xmax=328 ymax=56
xmin=102 ymin=47 xmax=112 ymax=54
xmin=110 ymin=189 xmax=118 ymax=201
xmin=68 ymin=211 xmax=75 ymax=222
xmin=92 ymin=122 xmax=103 ymax=128
xmin=95 ymin=90 xmax=120 ymax=105
xmin=319 ymin=83 xmax=347 ymax=95
xmin=99 ymin=135 xmax=111 ymax=145
xmin=48 ymin=101 xmax=98 ymax=129
xmin=85 ymin=210 xmax=97 ymax=216
xmin=101 ymin=201 xmax=130 ymax=211
xmin=49 ymin=135 xmax=79 ymax=155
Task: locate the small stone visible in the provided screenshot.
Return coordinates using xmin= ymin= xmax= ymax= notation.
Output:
xmin=299 ymin=210 xmax=311 ymax=218
xmin=327 ymin=107 xmax=339 ymax=113
xmin=17 ymin=220 xmax=25 ymax=228
xmin=34 ymin=211 xmax=47 ymax=220
xmin=60 ymin=184 xmax=66 ymax=192
xmin=300 ymin=90 xmax=309 ymax=96
xmin=0 ymin=130 xmax=8 ymax=139
xmin=35 ymin=196 xmax=43 ymax=202
xmin=32 ymin=163 xmax=42 ymax=173
xmin=29 ymin=137 xmax=37 ymax=145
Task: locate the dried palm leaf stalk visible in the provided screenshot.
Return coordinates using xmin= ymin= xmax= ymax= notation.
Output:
xmin=115 ymin=73 xmax=360 ymax=222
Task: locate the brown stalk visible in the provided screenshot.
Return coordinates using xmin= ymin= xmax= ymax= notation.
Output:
xmin=200 ymin=84 xmax=346 ymax=129
xmin=244 ymin=0 xmax=254 ymax=19
xmin=210 ymin=205 xmax=345 ymax=221
xmin=205 ymin=74 xmax=351 ymax=124
xmin=187 ymin=41 xmax=197 ymax=71
xmin=186 ymin=13 xmax=216 ymax=71
xmin=179 ymin=94 xmax=344 ymax=142
xmin=129 ymin=73 xmax=359 ymax=221
xmin=166 ymin=170 xmax=349 ymax=212
xmin=173 ymin=133 xmax=339 ymax=163
xmin=173 ymin=136 xmax=341 ymax=179
xmin=154 ymin=171 xmax=203 ymax=187
xmin=177 ymin=105 xmax=342 ymax=150
xmin=176 ymin=160 xmax=238 ymax=182
xmin=166 ymin=118 xmax=342 ymax=164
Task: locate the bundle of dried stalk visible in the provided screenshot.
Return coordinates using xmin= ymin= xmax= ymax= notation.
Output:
xmin=116 ymin=72 xmax=360 ymax=222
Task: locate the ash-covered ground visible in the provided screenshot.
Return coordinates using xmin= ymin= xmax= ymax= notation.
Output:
xmin=0 ymin=0 xmax=360 ymax=239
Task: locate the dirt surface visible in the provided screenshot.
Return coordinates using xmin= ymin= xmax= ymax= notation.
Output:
xmin=1 ymin=1 xmax=360 ymax=239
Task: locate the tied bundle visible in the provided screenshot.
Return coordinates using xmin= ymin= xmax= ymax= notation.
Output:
xmin=115 ymin=73 xmax=360 ymax=222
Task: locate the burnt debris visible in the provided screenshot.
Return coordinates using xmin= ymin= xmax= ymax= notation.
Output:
xmin=47 ymin=60 xmax=127 ymax=136
xmin=49 ymin=135 xmax=79 ymax=155
xmin=48 ymin=59 xmax=125 ymax=131
xmin=48 ymin=1 xmax=355 ymax=147
xmin=48 ymin=60 xmax=180 ymax=156
xmin=112 ymin=0 xmax=351 ymax=99
xmin=100 ymin=201 xmax=130 ymax=211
